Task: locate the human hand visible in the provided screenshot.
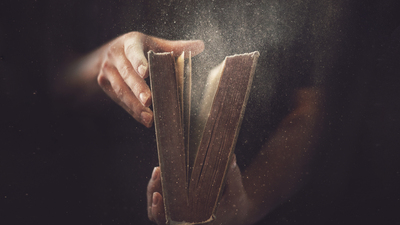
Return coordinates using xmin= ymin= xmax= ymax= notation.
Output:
xmin=96 ymin=32 xmax=204 ymax=127
xmin=147 ymin=155 xmax=253 ymax=225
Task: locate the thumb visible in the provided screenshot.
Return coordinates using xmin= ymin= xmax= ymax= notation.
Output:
xmin=224 ymin=154 xmax=245 ymax=195
xmin=148 ymin=36 xmax=205 ymax=57
xmin=216 ymin=154 xmax=247 ymax=219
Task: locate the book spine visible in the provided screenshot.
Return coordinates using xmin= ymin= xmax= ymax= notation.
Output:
xmin=148 ymin=51 xmax=189 ymax=223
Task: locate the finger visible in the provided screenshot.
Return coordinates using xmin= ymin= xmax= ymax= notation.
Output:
xmin=123 ymin=33 xmax=204 ymax=80
xmin=98 ymin=63 xmax=153 ymax=127
xmin=152 ymin=192 xmax=166 ymax=225
xmin=222 ymin=154 xmax=245 ymax=201
xmin=147 ymin=167 xmax=162 ymax=221
xmin=112 ymin=46 xmax=152 ymax=107
xmin=216 ymin=155 xmax=249 ymax=225
xmin=225 ymin=154 xmax=244 ymax=190
xmin=123 ymin=33 xmax=149 ymax=78
xmin=148 ymin=36 xmax=205 ymax=57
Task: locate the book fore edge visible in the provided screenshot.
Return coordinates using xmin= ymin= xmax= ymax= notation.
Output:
xmin=210 ymin=51 xmax=260 ymax=217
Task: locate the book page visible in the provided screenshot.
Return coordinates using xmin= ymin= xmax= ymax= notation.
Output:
xmin=183 ymin=51 xmax=192 ymax=187
xmin=188 ymin=60 xmax=225 ymax=175
xmin=175 ymin=52 xmax=185 ymax=117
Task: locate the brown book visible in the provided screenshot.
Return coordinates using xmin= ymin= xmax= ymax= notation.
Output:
xmin=148 ymin=50 xmax=259 ymax=225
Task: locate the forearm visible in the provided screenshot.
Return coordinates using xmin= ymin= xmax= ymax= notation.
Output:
xmin=241 ymin=88 xmax=324 ymax=223
xmin=70 ymin=45 xmax=106 ymax=83
xmin=55 ymin=43 xmax=109 ymax=98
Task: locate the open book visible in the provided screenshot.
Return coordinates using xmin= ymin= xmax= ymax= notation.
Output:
xmin=148 ymin=50 xmax=259 ymax=225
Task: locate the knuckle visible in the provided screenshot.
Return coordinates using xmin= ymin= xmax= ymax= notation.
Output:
xmin=127 ymin=31 xmax=142 ymax=39
xmin=124 ymin=43 xmax=135 ymax=53
xmin=130 ymin=82 xmax=141 ymax=94
xmin=124 ymin=32 xmax=147 ymax=54
xmin=119 ymin=64 xmax=131 ymax=79
xmin=100 ymin=61 xmax=109 ymax=71
xmin=131 ymin=102 xmax=142 ymax=114
xmin=106 ymin=48 xmax=114 ymax=59
xmin=115 ymin=87 xmax=124 ymax=99
xmin=97 ymin=73 xmax=106 ymax=87
xmin=107 ymin=43 xmax=119 ymax=57
xmin=132 ymin=81 xmax=143 ymax=93
xmin=97 ymin=68 xmax=109 ymax=88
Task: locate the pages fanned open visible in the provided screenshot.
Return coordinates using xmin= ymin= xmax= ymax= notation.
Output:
xmin=148 ymin=50 xmax=259 ymax=225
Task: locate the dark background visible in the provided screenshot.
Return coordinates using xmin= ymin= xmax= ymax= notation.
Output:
xmin=1 ymin=0 xmax=400 ymax=224
xmin=1 ymin=1 xmax=158 ymax=224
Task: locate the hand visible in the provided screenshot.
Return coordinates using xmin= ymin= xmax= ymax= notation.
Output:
xmin=147 ymin=155 xmax=253 ymax=225
xmin=96 ymin=32 xmax=204 ymax=127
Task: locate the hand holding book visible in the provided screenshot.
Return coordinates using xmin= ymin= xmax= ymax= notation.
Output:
xmin=62 ymin=31 xmax=204 ymax=127
xmin=96 ymin=32 xmax=204 ymax=127
xmin=146 ymin=87 xmax=324 ymax=225
xmin=148 ymin=51 xmax=259 ymax=224
xmin=61 ymin=31 xmax=324 ymax=225
xmin=147 ymin=154 xmax=253 ymax=225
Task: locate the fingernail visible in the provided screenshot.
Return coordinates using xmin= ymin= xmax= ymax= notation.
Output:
xmin=152 ymin=192 xmax=159 ymax=206
xmin=141 ymin=111 xmax=152 ymax=125
xmin=138 ymin=64 xmax=147 ymax=78
xmin=140 ymin=92 xmax=150 ymax=106
xmin=152 ymin=167 xmax=159 ymax=181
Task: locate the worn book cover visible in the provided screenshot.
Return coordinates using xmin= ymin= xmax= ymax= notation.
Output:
xmin=148 ymin=50 xmax=259 ymax=225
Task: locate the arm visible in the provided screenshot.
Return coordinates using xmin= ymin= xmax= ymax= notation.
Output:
xmin=147 ymin=87 xmax=324 ymax=225
xmin=241 ymin=87 xmax=324 ymax=224
xmin=57 ymin=32 xmax=204 ymax=127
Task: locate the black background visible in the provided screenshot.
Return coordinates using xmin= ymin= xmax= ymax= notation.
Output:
xmin=1 ymin=0 xmax=400 ymax=224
